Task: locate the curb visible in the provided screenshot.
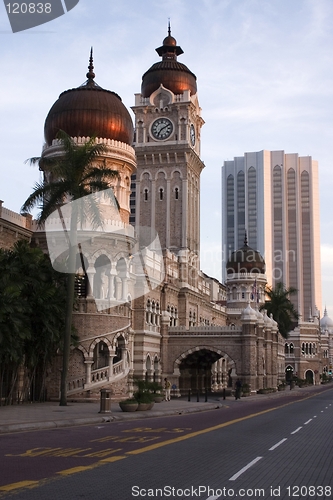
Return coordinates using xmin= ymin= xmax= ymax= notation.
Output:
xmin=0 ymin=403 xmax=224 ymax=434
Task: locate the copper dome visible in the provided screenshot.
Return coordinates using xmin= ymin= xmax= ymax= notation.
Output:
xmin=226 ymin=234 xmax=266 ymax=275
xmin=44 ymin=52 xmax=134 ymax=146
xmin=141 ymin=29 xmax=197 ymax=98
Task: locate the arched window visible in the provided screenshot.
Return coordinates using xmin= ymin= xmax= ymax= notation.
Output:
xmin=146 ymin=300 xmax=151 ymax=324
xmin=151 ymin=301 xmax=156 ymax=325
xmin=290 ymin=343 xmax=294 ymax=354
xmin=285 ymin=343 xmax=289 ymax=355
xmin=159 ymin=188 xmax=164 ymax=201
xmin=144 ymin=188 xmax=148 ymax=201
xmin=175 ymin=187 xmax=179 ymax=200
xmin=156 ymin=302 xmax=160 ymax=326
xmin=170 ymin=306 xmax=174 ymax=327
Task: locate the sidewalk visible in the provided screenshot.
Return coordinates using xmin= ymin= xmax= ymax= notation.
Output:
xmin=0 ymin=385 xmax=325 ymax=434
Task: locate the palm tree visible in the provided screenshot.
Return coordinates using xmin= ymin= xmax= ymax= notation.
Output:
xmin=260 ymin=282 xmax=299 ymax=338
xmin=21 ymin=131 xmax=119 ymax=405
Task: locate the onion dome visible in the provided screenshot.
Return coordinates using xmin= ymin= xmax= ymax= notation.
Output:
xmin=141 ymin=25 xmax=197 ymax=98
xmin=320 ymin=307 xmax=333 ymax=329
xmin=44 ymin=49 xmax=134 ymax=146
xmin=241 ymin=302 xmax=257 ymax=322
xmin=226 ymin=232 xmax=265 ymax=275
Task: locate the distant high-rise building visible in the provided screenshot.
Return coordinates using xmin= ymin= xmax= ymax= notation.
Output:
xmin=222 ymin=150 xmax=322 ymax=320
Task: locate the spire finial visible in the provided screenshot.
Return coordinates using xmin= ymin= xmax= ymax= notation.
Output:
xmin=168 ymin=18 xmax=171 ymax=36
xmin=244 ymin=230 xmax=248 ymax=246
xmin=86 ymin=47 xmax=95 ymax=80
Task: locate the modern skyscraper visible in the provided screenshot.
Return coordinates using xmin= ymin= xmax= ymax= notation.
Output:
xmin=222 ymin=150 xmax=322 ymax=320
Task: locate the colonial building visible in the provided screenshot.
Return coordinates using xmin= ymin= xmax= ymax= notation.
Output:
xmin=3 ymin=29 xmax=328 ymax=400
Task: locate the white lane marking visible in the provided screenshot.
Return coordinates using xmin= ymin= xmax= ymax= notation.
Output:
xmin=206 ymin=497 xmax=219 ymax=500
xmin=314 ymin=415 xmax=317 ymax=418
xmin=304 ymin=419 xmax=312 ymax=425
xmin=291 ymin=426 xmax=302 ymax=434
xmin=269 ymin=438 xmax=287 ymax=451
xmin=229 ymin=456 xmax=263 ymax=481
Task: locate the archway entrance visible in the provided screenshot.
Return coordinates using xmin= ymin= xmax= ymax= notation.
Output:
xmin=305 ymin=370 xmax=314 ymax=384
xmin=178 ymin=349 xmax=222 ymax=394
xmin=285 ymin=365 xmax=294 ymax=383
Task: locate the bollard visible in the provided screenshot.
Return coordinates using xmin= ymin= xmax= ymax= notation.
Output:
xmin=99 ymin=389 xmax=111 ymax=414
xmin=188 ymin=389 xmax=191 ymax=402
xmin=223 ymin=388 xmax=226 ymax=400
xmin=197 ymin=391 xmax=199 ymax=402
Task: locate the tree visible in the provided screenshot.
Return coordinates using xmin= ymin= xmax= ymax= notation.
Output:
xmin=0 ymin=240 xmax=67 ymax=404
xmin=21 ymin=131 xmax=119 ymax=405
xmin=260 ymin=282 xmax=299 ymax=338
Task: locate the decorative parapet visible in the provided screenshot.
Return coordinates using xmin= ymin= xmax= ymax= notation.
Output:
xmin=42 ymin=136 xmax=136 ymax=167
xmin=31 ymin=217 xmax=135 ymax=236
xmin=168 ymin=325 xmax=242 ymax=335
xmin=46 ymin=136 xmax=134 ymax=153
xmin=0 ymin=204 xmax=32 ymax=230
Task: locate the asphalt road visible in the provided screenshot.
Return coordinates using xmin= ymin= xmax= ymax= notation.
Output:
xmin=1 ymin=386 xmax=332 ymax=499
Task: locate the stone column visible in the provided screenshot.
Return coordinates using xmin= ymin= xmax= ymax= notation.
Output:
xmin=86 ymin=267 xmax=96 ymax=298
xmin=109 ymin=263 xmax=117 ymax=299
xmin=84 ymin=359 xmax=94 ymax=386
xmin=108 ymin=353 xmax=116 ymax=381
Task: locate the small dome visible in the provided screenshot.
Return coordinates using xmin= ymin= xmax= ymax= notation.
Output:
xmin=141 ymin=28 xmax=197 ymax=98
xmin=44 ymin=51 xmax=134 ymax=146
xmin=320 ymin=307 xmax=333 ymax=329
xmin=162 ymin=35 xmax=177 ymax=46
xmin=226 ymin=233 xmax=265 ymax=274
xmin=241 ymin=302 xmax=257 ymax=322
xmin=263 ymin=310 xmax=272 ymax=328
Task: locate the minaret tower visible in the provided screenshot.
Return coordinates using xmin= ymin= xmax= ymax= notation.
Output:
xmin=131 ymin=26 xmax=205 ymax=279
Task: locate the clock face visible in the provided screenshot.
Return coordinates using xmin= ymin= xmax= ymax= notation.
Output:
xmin=151 ymin=118 xmax=174 ymax=140
xmin=190 ymin=124 xmax=196 ymax=146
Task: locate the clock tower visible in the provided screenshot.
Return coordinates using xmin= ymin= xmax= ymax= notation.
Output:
xmin=131 ymin=27 xmax=205 ymax=280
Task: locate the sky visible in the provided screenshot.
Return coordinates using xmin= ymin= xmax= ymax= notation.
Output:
xmin=0 ymin=0 xmax=332 ymax=318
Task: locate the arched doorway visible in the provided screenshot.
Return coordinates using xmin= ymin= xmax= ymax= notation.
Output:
xmin=285 ymin=365 xmax=294 ymax=383
xmin=178 ymin=349 xmax=222 ymax=394
xmin=305 ymin=370 xmax=314 ymax=384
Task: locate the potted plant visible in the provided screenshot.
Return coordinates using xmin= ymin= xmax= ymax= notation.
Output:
xmin=133 ymin=379 xmax=155 ymax=410
xmin=119 ymin=398 xmax=139 ymax=412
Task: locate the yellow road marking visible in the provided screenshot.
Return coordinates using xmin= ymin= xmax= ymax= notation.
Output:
xmin=57 ymin=465 xmax=97 ymax=476
xmin=99 ymin=456 xmax=128 ymax=463
xmin=0 ymin=480 xmax=39 ymax=492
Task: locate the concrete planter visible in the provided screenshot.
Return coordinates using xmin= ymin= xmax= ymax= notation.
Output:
xmin=119 ymin=401 xmax=138 ymax=412
xmin=137 ymin=403 xmax=153 ymax=411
